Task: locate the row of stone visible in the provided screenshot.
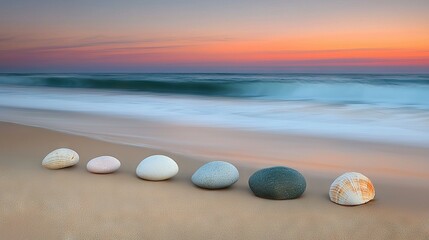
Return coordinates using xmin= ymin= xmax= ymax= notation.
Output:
xmin=42 ymin=148 xmax=375 ymax=205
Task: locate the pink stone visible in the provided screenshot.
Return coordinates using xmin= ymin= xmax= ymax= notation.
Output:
xmin=87 ymin=156 xmax=121 ymax=174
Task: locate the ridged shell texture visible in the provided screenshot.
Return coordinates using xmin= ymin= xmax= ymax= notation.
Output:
xmin=329 ymin=172 xmax=375 ymax=206
xmin=42 ymin=148 xmax=79 ymax=169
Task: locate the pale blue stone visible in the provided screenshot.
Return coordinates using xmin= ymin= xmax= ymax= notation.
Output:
xmin=191 ymin=161 xmax=239 ymax=189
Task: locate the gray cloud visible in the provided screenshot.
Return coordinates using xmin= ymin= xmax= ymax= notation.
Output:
xmin=0 ymin=35 xmax=232 ymax=53
xmin=0 ymin=36 xmax=14 ymax=42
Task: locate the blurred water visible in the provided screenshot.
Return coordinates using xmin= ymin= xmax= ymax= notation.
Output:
xmin=1 ymin=73 xmax=429 ymax=147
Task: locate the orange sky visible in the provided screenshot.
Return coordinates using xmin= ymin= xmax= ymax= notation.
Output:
xmin=1 ymin=0 xmax=428 ymax=72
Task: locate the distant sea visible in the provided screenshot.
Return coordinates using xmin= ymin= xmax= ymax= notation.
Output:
xmin=1 ymin=73 xmax=429 ymax=146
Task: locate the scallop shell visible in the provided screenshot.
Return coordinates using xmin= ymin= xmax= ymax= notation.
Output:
xmin=329 ymin=172 xmax=375 ymax=206
xmin=42 ymin=148 xmax=79 ymax=169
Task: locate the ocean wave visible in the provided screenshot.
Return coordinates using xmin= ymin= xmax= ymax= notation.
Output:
xmin=1 ymin=73 xmax=429 ymax=108
xmin=1 ymin=82 xmax=429 ymax=147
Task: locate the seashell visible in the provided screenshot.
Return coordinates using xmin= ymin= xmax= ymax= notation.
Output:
xmin=87 ymin=156 xmax=121 ymax=174
xmin=329 ymin=172 xmax=375 ymax=206
xmin=42 ymin=148 xmax=79 ymax=169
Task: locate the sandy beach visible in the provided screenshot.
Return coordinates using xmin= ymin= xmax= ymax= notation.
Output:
xmin=2 ymin=0 xmax=429 ymax=238
xmin=1 ymin=119 xmax=428 ymax=239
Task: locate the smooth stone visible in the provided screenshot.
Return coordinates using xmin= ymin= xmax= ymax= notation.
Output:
xmin=87 ymin=156 xmax=121 ymax=174
xmin=42 ymin=148 xmax=79 ymax=169
xmin=136 ymin=155 xmax=179 ymax=181
xmin=248 ymin=166 xmax=306 ymax=200
xmin=191 ymin=161 xmax=239 ymax=189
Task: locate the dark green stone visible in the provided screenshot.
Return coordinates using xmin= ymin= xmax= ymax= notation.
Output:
xmin=248 ymin=166 xmax=306 ymax=200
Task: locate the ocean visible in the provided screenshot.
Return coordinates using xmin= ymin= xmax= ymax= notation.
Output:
xmin=1 ymin=73 xmax=429 ymax=147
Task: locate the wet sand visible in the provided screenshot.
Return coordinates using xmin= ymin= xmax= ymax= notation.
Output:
xmin=0 ymin=121 xmax=428 ymax=239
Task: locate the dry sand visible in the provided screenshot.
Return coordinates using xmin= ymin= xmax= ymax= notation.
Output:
xmin=0 ymin=122 xmax=428 ymax=239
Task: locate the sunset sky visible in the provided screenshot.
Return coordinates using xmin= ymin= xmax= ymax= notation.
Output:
xmin=1 ymin=0 xmax=428 ymax=73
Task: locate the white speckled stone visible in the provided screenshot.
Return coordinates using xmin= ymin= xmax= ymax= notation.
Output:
xmin=136 ymin=155 xmax=179 ymax=181
xmin=42 ymin=148 xmax=79 ymax=169
xmin=87 ymin=156 xmax=121 ymax=174
xmin=191 ymin=161 xmax=239 ymax=189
